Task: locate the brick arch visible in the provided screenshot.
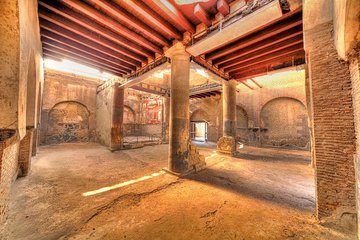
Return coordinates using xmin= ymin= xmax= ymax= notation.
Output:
xmin=46 ymin=101 xmax=90 ymax=144
xmin=260 ymin=97 xmax=309 ymax=148
xmin=236 ymin=105 xmax=248 ymax=128
xmin=190 ymin=108 xmax=210 ymax=122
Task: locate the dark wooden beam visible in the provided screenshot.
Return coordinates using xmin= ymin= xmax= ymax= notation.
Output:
xmin=42 ymin=39 xmax=131 ymax=73
xmin=151 ymin=0 xmax=195 ymax=33
xmin=39 ymin=2 xmax=152 ymax=61
xmin=60 ymin=0 xmax=163 ymax=54
xmin=194 ymin=3 xmax=212 ymax=26
xmin=87 ymin=0 xmax=171 ymax=47
xmin=220 ymin=35 xmax=303 ymax=70
xmin=213 ymin=25 xmax=303 ymax=66
xmin=226 ymin=43 xmax=304 ymax=74
xmin=205 ymin=8 xmax=303 ymax=60
xmin=233 ymin=55 xmax=305 ymax=80
xmin=217 ymin=0 xmax=230 ymax=17
xmin=43 ymin=50 xmax=124 ymax=77
xmin=193 ymin=56 xmax=229 ymax=80
xmin=40 ymin=27 xmax=141 ymax=69
xmin=115 ymin=0 xmax=182 ymax=40
xmin=42 ymin=45 xmax=127 ymax=75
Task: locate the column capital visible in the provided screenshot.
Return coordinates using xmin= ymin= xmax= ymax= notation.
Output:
xmin=165 ymin=42 xmax=190 ymax=60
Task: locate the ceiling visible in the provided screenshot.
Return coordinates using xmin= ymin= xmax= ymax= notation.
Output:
xmin=38 ymin=0 xmax=304 ymax=84
xmin=38 ymin=0 xmax=233 ymax=77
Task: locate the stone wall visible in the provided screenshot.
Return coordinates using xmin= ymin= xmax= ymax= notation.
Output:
xmin=40 ymin=70 xmax=100 ymax=144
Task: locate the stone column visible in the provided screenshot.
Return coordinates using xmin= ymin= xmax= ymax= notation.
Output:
xmin=109 ymin=84 xmax=124 ymax=151
xmin=222 ymin=79 xmax=237 ymax=137
xmin=166 ymin=42 xmax=191 ymax=173
xmin=217 ymin=80 xmax=237 ymax=154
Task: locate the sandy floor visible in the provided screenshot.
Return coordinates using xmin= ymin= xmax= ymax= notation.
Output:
xmin=1 ymin=143 xmax=356 ymax=240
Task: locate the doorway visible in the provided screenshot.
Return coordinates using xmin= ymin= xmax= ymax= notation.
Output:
xmin=190 ymin=121 xmax=208 ymax=142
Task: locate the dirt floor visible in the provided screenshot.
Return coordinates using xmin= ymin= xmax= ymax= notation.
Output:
xmin=1 ymin=143 xmax=356 ymax=240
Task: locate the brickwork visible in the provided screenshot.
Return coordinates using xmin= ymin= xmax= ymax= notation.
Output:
xmin=305 ymin=22 xmax=357 ymax=227
xmin=0 ymin=131 xmax=19 ymax=226
xmin=349 ymin=53 xmax=360 ymax=236
xmin=18 ymin=128 xmax=33 ymax=177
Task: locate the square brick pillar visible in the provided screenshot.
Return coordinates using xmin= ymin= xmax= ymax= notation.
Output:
xmin=109 ymin=84 xmax=124 ymax=151
xmin=304 ymin=21 xmax=357 ymax=230
xmin=18 ymin=128 xmax=34 ymax=177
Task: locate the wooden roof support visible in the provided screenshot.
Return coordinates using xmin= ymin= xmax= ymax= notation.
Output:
xmin=40 ymin=28 xmax=141 ymax=69
xmin=250 ymin=78 xmax=262 ymax=88
xmin=226 ymin=44 xmax=304 ymax=74
xmin=42 ymin=39 xmax=131 ymax=73
xmin=151 ymin=0 xmax=195 ymax=33
xmin=217 ymin=0 xmax=230 ymax=17
xmin=115 ymin=0 xmax=182 ymax=40
xmin=205 ymin=8 xmax=303 ymax=60
xmin=240 ymin=81 xmax=254 ymax=90
xmin=43 ymin=49 xmax=124 ymax=77
xmin=87 ymin=0 xmax=171 ymax=47
xmin=60 ymin=0 xmax=163 ymax=54
xmin=194 ymin=3 xmax=212 ymax=26
xmin=42 ymin=45 xmax=128 ymax=75
xmin=212 ymin=25 xmax=303 ymax=66
xmin=39 ymin=2 xmax=152 ymax=61
xmin=219 ymin=35 xmax=303 ymax=70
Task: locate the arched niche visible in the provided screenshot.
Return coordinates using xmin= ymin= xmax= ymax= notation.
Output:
xmin=47 ymin=101 xmax=90 ymax=144
xmin=260 ymin=97 xmax=309 ymax=148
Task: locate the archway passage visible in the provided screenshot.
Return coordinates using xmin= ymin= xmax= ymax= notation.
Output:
xmin=260 ymin=97 xmax=309 ymax=148
xmin=47 ymin=101 xmax=90 ymax=144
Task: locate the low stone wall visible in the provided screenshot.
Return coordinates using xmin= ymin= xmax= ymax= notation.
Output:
xmin=0 ymin=130 xmax=20 ymax=225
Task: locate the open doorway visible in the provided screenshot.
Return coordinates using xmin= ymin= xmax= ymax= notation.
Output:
xmin=190 ymin=121 xmax=208 ymax=142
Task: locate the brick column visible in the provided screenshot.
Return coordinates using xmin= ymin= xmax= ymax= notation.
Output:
xmin=18 ymin=128 xmax=34 ymax=177
xmin=109 ymin=84 xmax=124 ymax=151
xmin=304 ymin=19 xmax=357 ymax=230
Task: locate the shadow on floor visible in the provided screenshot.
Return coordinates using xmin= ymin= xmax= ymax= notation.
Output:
xmin=185 ymin=166 xmax=315 ymax=213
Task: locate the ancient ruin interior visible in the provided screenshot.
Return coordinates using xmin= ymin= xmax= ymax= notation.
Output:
xmin=0 ymin=0 xmax=360 ymax=239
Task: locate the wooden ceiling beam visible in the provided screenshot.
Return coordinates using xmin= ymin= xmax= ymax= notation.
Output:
xmin=41 ymin=32 xmax=136 ymax=71
xmin=151 ymin=0 xmax=195 ymax=33
xmin=213 ymin=25 xmax=303 ymax=66
xmin=194 ymin=3 xmax=212 ymax=27
xmin=42 ymin=45 xmax=128 ymax=75
xmin=205 ymin=9 xmax=303 ymax=60
xmin=226 ymin=43 xmax=304 ymax=74
xmin=39 ymin=2 xmax=152 ymax=62
xmin=232 ymin=53 xmax=305 ymax=79
xmin=60 ymin=0 xmax=163 ymax=54
xmin=40 ymin=28 xmax=141 ymax=69
xmin=43 ymin=49 xmax=124 ymax=77
xmin=86 ymin=0 xmax=171 ymax=47
xmin=115 ymin=0 xmax=182 ymax=40
xmin=42 ymin=39 xmax=131 ymax=73
xmin=220 ymin=35 xmax=303 ymax=70
xmin=217 ymin=0 xmax=230 ymax=17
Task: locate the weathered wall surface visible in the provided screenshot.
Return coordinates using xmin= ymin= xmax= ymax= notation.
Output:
xmin=40 ymin=70 xmax=100 ymax=144
xmin=260 ymin=97 xmax=309 ymax=148
xmin=96 ymin=86 xmax=113 ymax=147
xmin=0 ymin=0 xmax=43 ymax=225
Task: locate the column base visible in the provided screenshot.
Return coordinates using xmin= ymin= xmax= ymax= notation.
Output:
xmin=217 ymin=136 xmax=236 ymax=155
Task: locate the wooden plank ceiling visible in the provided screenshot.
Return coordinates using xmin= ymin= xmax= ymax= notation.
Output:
xmin=199 ymin=7 xmax=304 ymax=82
xmin=39 ymin=0 xmax=304 ymax=82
